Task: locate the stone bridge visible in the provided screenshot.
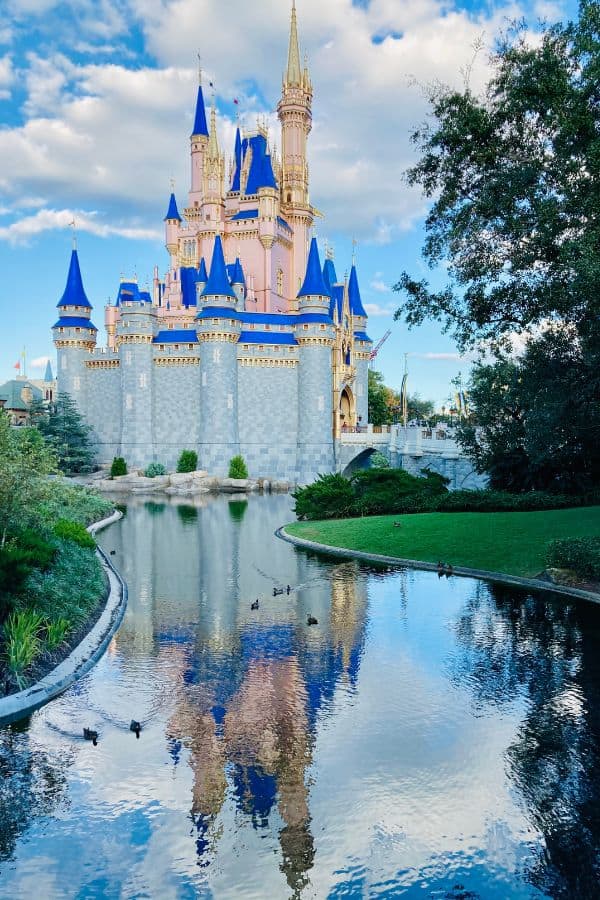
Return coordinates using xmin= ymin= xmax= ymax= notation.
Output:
xmin=335 ymin=425 xmax=487 ymax=490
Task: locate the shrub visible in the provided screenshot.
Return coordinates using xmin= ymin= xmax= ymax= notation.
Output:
xmin=34 ymin=481 xmax=113 ymax=527
xmin=370 ymin=452 xmax=390 ymax=469
xmin=54 ymin=518 xmax=96 ymax=549
xmin=546 ymin=537 xmax=600 ymax=580
xmin=44 ymin=618 xmax=71 ymax=652
xmin=177 ymin=450 xmax=198 ymax=473
xmin=144 ymin=462 xmax=167 ymax=478
xmin=26 ymin=539 xmax=106 ymax=627
xmin=293 ymin=473 xmax=356 ymax=520
xmin=228 ymin=455 xmax=248 ymax=479
xmin=110 ymin=457 xmax=127 ymax=477
xmin=3 ymin=609 xmax=44 ymax=688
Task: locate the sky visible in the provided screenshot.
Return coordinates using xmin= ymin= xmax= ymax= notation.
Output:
xmin=0 ymin=0 xmax=578 ymax=407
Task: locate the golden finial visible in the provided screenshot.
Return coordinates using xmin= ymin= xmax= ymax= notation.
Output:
xmin=69 ymin=217 xmax=77 ymax=249
xmin=352 ymin=237 xmax=358 ymax=265
xmin=197 ymin=52 xmax=202 ymax=84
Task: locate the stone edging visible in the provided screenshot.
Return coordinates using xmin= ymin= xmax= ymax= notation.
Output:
xmin=0 ymin=510 xmax=127 ymax=726
xmin=276 ymin=526 xmax=600 ymax=605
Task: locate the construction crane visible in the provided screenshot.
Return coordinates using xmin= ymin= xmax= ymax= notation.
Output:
xmin=369 ymin=329 xmax=391 ymax=365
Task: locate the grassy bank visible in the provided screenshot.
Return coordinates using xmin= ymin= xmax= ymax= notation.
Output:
xmin=286 ymin=506 xmax=600 ymax=579
xmin=0 ymin=482 xmax=114 ymax=695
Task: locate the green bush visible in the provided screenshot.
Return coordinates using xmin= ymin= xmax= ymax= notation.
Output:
xmin=26 ymin=539 xmax=106 ymax=627
xmin=54 ymin=518 xmax=96 ymax=549
xmin=370 ymin=452 xmax=390 ymax=469
xmin=546 ymin=537 xmax=600 ymax=580
xmin=34 ymin=481 xmax=113 ymax=528
xmin=44 ymin=618 xmax=71 ymax=652
xmin=110 ymin=457 xmax=127 ymax=477
xmin=293 ymin=473 xmax=356 ymax=520
xmin=144 ymin=462 xmax=167 ymax=478
xmin=177 ymin=450 xmax=198 ymax=473
xmin=3 ymin=609 xmax=44 ymax=688
xmin=0 ymin=531 xmax=58 ymax=622
xmin=228 ymin=455 xmax=248 ymax=479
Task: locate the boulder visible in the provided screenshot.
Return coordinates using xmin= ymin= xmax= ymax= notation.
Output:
xmin=218 ymin=478 xmax=250 ymax=493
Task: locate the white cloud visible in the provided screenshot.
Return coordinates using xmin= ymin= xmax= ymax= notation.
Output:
xmin=0 ymin=53 xmax=14 ymax=99
xmin=364 ymin=301 xmax=396 ymax=317
xmin=370 ymin=275 xmax=390 ymax=293
xmin=0 ymin=0 xmax=529 ymax=243
xmin=30 ymin=355 xmax=51 ymax=368
xmin=408 ymin=351 xmax=478 ymax=361
xmin=0 ymin=208 xmax=162 ymax=245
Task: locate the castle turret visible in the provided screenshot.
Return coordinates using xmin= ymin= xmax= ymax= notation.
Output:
xmin=52 ymin=244 xmax=97 ymax=411
xmin=164 ymin=191 xmax=182 ymax=267
xmin=278 ymin=1 xmax=313 ymax=292
xmin=196 ymin=235 xmax=242 ymax=474
xmin=116 ymin=290 xmax=157 ymax=468
xmin=195 ymin=257 xmax=208 ymax=303
xmin=348 ymin=263 xmax=371 ymax=425
xmin=189 ymin=76 xmax=209 ymax=210
xmin=295 ymin=237 xmax=334 ymax=482
xmin=229 ymin=257 xmax=246 ymax=308
xmin=203 ymin=100 xmax=225 ymax=225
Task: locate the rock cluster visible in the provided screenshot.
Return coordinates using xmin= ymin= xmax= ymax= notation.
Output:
xmin=94 ymin=471 xmax=291 ymax=495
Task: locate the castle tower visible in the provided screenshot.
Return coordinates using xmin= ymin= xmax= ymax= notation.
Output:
xmin=278 ymin=1 xmax=314 ymax=295
xmin=196 ymin=235 xmax=242 ymax=475
xmin=116 ymin=291 xmax=157 ymax=468
xmin=203 ymin=100 xmax=225 ymax=225
xmin=189 ymin=75 xmax=209 ymax=211
xmin=295 ymin=237 xmax=335 ymax=483
xmin=348 ymin=263 xmax=371 ymax=425
xmin=52 ymin=244 xmax=97 ymax=412
xmin=164 ymin=191 xmax=182 ymax=269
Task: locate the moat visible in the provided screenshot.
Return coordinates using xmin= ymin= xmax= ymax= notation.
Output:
xmin=1 ymin=494 xmax=600 ymax=898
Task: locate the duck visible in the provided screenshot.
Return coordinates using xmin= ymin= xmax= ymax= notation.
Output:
xmin=273 ymin=588 xmax=284 ymax=597
xmin=307 ymin=615 xmax=318 ymax=626
xmin=251 ymin=599 xmax=259 ymax=610
xmin=445 ymin=564 xmax=454 ymax=577
xmin=130 ymin=720 xmax=141 ymax=738
xmin=286 ymin=585 xmax=292 ymax=594
xmin=83 ymin=727 xmax=98 ymax=746
xmin=393 ymin=522 xmax=402 ymax=528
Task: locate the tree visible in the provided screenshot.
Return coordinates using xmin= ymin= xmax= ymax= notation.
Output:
xmin=0 ymin=411 xmax=57 ymax=547
xmin=406 ymin=394 xmax=434 ymax=421
xmin=394 ymin=1 xmax=600 ymax=350
xmin=457 ymin=325 xmax=600 ymax=491
xmin=37 ymin=393 xmax=95 ymax=474
xmin=368 ymin=370 xmax=391 ymax=425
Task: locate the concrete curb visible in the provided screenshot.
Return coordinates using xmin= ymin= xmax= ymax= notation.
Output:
xmin=0 ymin=510 xmax=127 ymax=726
xmin=276 ymin=526 xmax=600 ymax=606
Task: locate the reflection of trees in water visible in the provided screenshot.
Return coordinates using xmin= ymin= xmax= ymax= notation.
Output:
xmin=0 ymin=724 xmax=70 ymax=864
xmin=450 ymin=581 xmax=600 ymax=898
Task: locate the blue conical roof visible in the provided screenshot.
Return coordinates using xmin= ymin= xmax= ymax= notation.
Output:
xmin=230 ymin=257 xmax=245 ymax=286
xmin=231 ymin=127 xmax=242 ymax=192
xmin=323 ymin=258 xmax=338 ymax=293
xmin=245 ymin=134 xmax=278 ymax=194
xmin=198 ymin=257 xmax=208 ymax=282
xmin=164 ymin=192 xmax=182 ymax=222
xmin=57 ymin=249 xmax=92 ymax=308
xmin=348 ymin=264 xmax=367 ymax=317
xmin=44 ymin=360 xmax=53 ymax=381
xmin=192 ymin=84 xmax=209 ymax=137
xmin=201 ymin=235 xmax=237 ymax=299
xmin=298 ymin=238 xmax=330 ymax=298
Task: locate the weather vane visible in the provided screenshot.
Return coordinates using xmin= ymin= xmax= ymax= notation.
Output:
xmin=70 ymin=217 xmax=77 ymax=249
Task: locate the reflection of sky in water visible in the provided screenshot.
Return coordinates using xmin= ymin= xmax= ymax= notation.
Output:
xmin=1 ymin=494 xmax=600 ymax=899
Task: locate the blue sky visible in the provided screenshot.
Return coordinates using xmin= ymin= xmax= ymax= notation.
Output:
xmin=0 ymin=0 xmax=576 ymax=406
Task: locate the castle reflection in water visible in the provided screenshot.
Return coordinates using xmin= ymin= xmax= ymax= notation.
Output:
xmin=109 ymin=493 xmax=368 ymax=895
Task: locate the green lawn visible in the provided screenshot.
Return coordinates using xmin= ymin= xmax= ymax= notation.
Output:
xmin=286 ymin=507 xmax=600 ymax=578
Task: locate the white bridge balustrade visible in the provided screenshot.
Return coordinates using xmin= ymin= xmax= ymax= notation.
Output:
xmin=336 ymin=424 xmax=487 ymax=490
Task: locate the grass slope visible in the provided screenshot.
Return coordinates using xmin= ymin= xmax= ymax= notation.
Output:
xmin=287 ymin=507 xmax=600 ymax=578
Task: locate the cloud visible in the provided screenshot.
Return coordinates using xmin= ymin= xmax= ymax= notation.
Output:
xmin=0 ymin=53 xmax=14 ymax=99
xmin=408 ymin=351 xmax=473 ymax=361
xmin=364 ymin=301 xmax=396 ymax=317
xmin=370 ymin=275 xmax=390 ymax=293
xmin=0 ymin=0 xmax=530 ymax=244
xmin=0 ymin=208 xmax=162 ymax=245
xmin=30 ymin=355 xmax=50 ymax=368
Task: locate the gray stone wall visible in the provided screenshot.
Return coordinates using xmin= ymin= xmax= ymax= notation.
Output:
xmin=396 ymin=452 xmax=487 ymax=490
xmin=152 ymin=356 xmax=201 ymax=469
xmin=198 ymin=333 xmax=240 ymax=475
xmin=237 ymin=362 xmax=299 ymax=479
xmin=56 ymin=346 xmax=90 ymax=415
xmin=85 ymin=366 xmax=121 ymax=463
xmin=296 ymin=339 xmax=335 ymax=483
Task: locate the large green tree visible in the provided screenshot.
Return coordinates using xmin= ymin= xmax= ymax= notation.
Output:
xmin=394 ymin=1 xmax=600 ymax=350
xmin=457 ymin=325 xmax=600 ymax=491
xmin=37 ymin=393 xmax=95 ymax=474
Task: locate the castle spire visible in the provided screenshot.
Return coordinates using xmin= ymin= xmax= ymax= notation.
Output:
xmin=207 ymin=99 xmax=219 ymax=158
xmin=201 ymin=235 xmax=236 ymax=299
xmin=192 ymin=77 xmax=209 ymax=138
xmin=298 ymin=237 xmax=330 ymax=298
xmin=285 ymin=0 xmax=302 ymax=87
xmin=57 ymin=246 xmax=92 ymax=309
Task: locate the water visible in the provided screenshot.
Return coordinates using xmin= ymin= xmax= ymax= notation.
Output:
xmin=1 ymin=493 xmax=600 ymax=899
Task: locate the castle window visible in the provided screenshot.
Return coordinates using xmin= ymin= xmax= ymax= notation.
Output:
xmin=174 ymin=345 xmax=179 ymax=350
xmin=213 ymin=319 xmax=218 ymax=325
xmin=320 ymin=325 xmax=325 ymax=331
xmin=258 ymin=345 xmax=264 ymax=352
xmin=277 ymin=268 xmax=284 ymax=295
xmin=188 ymin=344 xmax=193 ymax=350
xmin=265 ymin=324 xmax=271 ymax=331
xmin=73 ymin=376 xmax=81 ymax=391
xmin=139 ymin=373 xmax=147 ymax=388
xmin=303 ymin=324 xmax=309 ymax=330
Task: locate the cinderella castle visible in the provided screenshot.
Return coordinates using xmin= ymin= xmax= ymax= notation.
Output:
xmin=52 ymin=2 xmax=372 ymax=482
